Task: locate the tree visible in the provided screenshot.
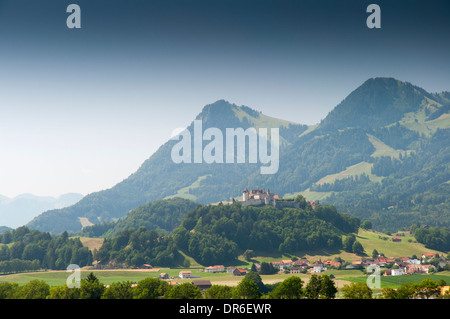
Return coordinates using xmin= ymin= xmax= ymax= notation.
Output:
xmin=245 ymin=271 xmax=267 ymax=294
xmin=102 ymin=281 xmax=134 ymax=299
xmin=294 ymin=195 xmax=307 ymax=209
xmin=342 ymin=235 xmax=356 ymax=252
xmin=0 ymin=282 xmax=19 ymax=299
xmin=372 ymin=249 xmax=379 ymax=259
xmin=80 ymin=272 xmax=105 ymax=299
xmin=259 ymin=262 xmax=277 ymax=275
xmin=164 ymin=283 xmax=202 ymax=299
xmin=305 ymin=274 xmax=337 ymax=299
xmin=415 ymin=279 xmax=441 ymax=299
xmin=320 ymin=274 xmax=338 ymax=299
xmin=341 ymin=282 xmax=373 ymax=299
xmin=352 ymin=241 xmax=365 ymax=256
xmin=232 ymin=277 xmax=261 ymax=299
xmin=360 ymin=220 xmax=372 ymax=230
xmin=18 ymin=279 xmax=50 ymax=299
xmin=133 ymin=278 xmax=169 ymax=299
xmin=48 ymin=285 xmax=80 ymax=299
xmin=204 ymin=285 xmax=234 ymax=299
xmin=269 ymin=276 xmax=303 ymax=299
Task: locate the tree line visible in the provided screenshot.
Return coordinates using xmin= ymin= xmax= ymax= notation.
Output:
xmin=0 ymin=271 xmax=337 ymax=300
xmin=1 ymin=271 xmax=447 ymax=300
xmin=0 ymin=227 xmax=92 ymax=274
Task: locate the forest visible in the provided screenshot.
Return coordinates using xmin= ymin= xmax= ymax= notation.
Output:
xmin=0 ymin=227 xmax=92 ymax=274
xmin=173 ymin=199 xmax=360 ymax=265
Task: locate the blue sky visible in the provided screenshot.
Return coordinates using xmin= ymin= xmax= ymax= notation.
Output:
xmin=0 ymin=0 xmax=449 ymax=198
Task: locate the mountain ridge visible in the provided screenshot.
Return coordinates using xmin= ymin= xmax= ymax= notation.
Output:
xmin=26 ymin=77 xmax=450 ymax=233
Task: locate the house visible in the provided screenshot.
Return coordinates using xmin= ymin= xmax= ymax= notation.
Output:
xmin=140 ymin=264 xmax=153 ymax=269
xmin=204 ymin=265 xmax=225 ymax=273
xmin=392 ymin=236 xmax=402 ymax=242
xmin=227 ymin=266 xmax=236 ymax=274
xmin=422 ymin=253 xmax=436 ymax=260
xmin=292 ymin=259 xmax=310 ymax=266
xmin=159 ymin=273 xmax=169 ymax=280
xmin=405 ymin=258 xmax=421 ymax=265
xmin=233 ymin=268 xmax=247 ymax=276
xmin=270 ymin=260 xmax=293 ymax=271
xmin=362 ymin=259 xmax=377 ymax=267
xmin=313 ymin=265 xmax=326 ymax=273
xmin=386 ymin=258 xmax=396 ymax=264
xmin=290 ymin=266 xmax=303 ymax=274
xmin=192 ymin=280 xmax=212 ymax=291
xmin=421 ymin=264 xmax=435 ymax=274
xmin=312 ymin=262 xmax=326 ymax=273
xmin=310 ymin=200 xmax=320 ymax=209
xmin=179 ymin=271 xmax=193 ymax=279
xmin=406 ymin=264 xmax=422 ymax=274
xmin=324 ymin=260 xmax=342 ymax=268
xmin=391 ymin=268 xmax=406 ymax=276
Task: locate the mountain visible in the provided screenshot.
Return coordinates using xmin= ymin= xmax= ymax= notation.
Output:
xmin=0 ymin=193 xmax=83 ymax=228
xmin=27 ymin=77 xmax=450 ymax=233
xmin=319 ymin=78 xmax=437 ymax=131
xmin=27 ymin=100 xmax=306 ymax=233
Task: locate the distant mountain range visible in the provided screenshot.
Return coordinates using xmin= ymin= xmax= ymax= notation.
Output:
xmin=0 ymin=193 xmax=83 ymax=229
xmin=26 ymin=77 xmax=450 ymax=233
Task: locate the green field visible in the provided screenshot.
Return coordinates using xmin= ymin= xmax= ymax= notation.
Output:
xmin=342 ymin=272 xmax=450 ymax=289
xmin=0 ymin=229 xmax=446 ymax=290
xmin=356 ymin=229 xmax=442 ymax=259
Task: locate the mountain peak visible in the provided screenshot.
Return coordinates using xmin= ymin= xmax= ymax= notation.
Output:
xmin=320 ymin=77 xmax=432 ymax=130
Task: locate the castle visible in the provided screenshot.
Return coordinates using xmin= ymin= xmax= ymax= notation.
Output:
xmin=238 ymin=188 xmax=300 ymax=208
xmin=240 ymin=188 xmax=278 ymax=206
xmin=215 ymin=188 xmax=319 ymax=209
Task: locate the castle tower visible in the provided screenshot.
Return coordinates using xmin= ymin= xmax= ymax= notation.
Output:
xmin=243 ymin=188 xmax=249 ymax=201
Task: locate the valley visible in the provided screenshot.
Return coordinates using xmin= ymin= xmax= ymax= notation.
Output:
xmin=1 ymin=77 xmax=449 ymax=300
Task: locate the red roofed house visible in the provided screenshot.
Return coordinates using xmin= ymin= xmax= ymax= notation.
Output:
xmin=233 ymin=268 xmax=247 ymax=276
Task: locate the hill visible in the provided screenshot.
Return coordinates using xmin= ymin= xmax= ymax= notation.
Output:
xmin=79 ymin=197 xmax=200 ymax=238
xmin=27 ymin=77 xmax=450 ymax=234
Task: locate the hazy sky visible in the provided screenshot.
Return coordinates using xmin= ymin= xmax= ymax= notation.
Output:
xmin=0 ymin=0 xmax=449 ymax=198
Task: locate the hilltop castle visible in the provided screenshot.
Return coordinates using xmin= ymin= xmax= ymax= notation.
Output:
xmin=216 ymin=188 xmax=319 ymax=209
xmin=241 ymin=188 xmax=278 ymax=206
xmin=239 ymin=188 xmax=301 ymax=208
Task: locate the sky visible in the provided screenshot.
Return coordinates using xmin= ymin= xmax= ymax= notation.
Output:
xmin=0 ymin=0 xmax=449 ymax=198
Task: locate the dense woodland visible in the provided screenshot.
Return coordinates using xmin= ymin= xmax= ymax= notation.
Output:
xmin=173 ymin=200 xmax=360 ymax=265
xmin=94 ymin=227 xmax=186 ymax=268
xmin=0 ymin=227 xmax=92 ymax=274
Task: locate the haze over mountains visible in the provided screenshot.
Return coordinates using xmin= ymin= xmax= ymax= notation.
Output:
xmin=26 ymin=77 xmax=450 ymax=234
xmin=0 ymin=193 xmax=83 ymax=229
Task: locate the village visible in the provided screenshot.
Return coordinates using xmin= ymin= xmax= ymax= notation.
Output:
xmin=140 ymin=251 xmax=450 ymax=293
xmin=197 ymin=252 xmax=449 ymax=278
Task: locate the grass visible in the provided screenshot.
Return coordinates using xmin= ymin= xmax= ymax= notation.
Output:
xmin=78 ymin=237 xmax=104 ymax=252
xmin=399 ymin=100 xmax=450 ymax=137
xmin=367 ymin=134 xmax=413 ymax=159
xmin=164 ymin=174 xmax=211 ymax=201
xmin=356 ymin=229 xmax=442 ymax=259
xmin=342 ymin=272 xmax=450 ymax=289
